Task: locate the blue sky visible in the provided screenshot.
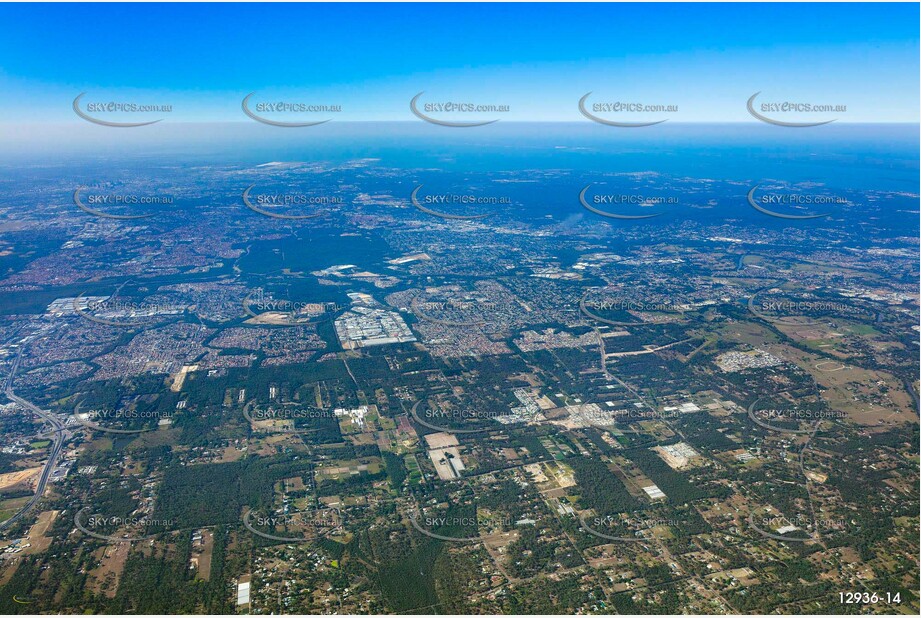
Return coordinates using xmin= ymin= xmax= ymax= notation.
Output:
xmin=0 ymin=2 xmax=918 ymax=122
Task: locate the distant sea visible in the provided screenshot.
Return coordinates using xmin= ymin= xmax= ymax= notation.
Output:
xmin=3 ymin=122 xmax=917 ymax=192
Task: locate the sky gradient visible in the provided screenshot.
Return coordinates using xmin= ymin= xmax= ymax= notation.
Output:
xmin=0 ymin=2 xmax=918 ymax=123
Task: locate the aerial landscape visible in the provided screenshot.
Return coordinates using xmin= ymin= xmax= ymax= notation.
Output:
xmin=0 ymin=2 xmax=917 ymax=616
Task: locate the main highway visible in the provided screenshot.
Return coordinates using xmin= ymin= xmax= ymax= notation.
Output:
xmin=0 ymin=351 xmax=68 ymax=533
